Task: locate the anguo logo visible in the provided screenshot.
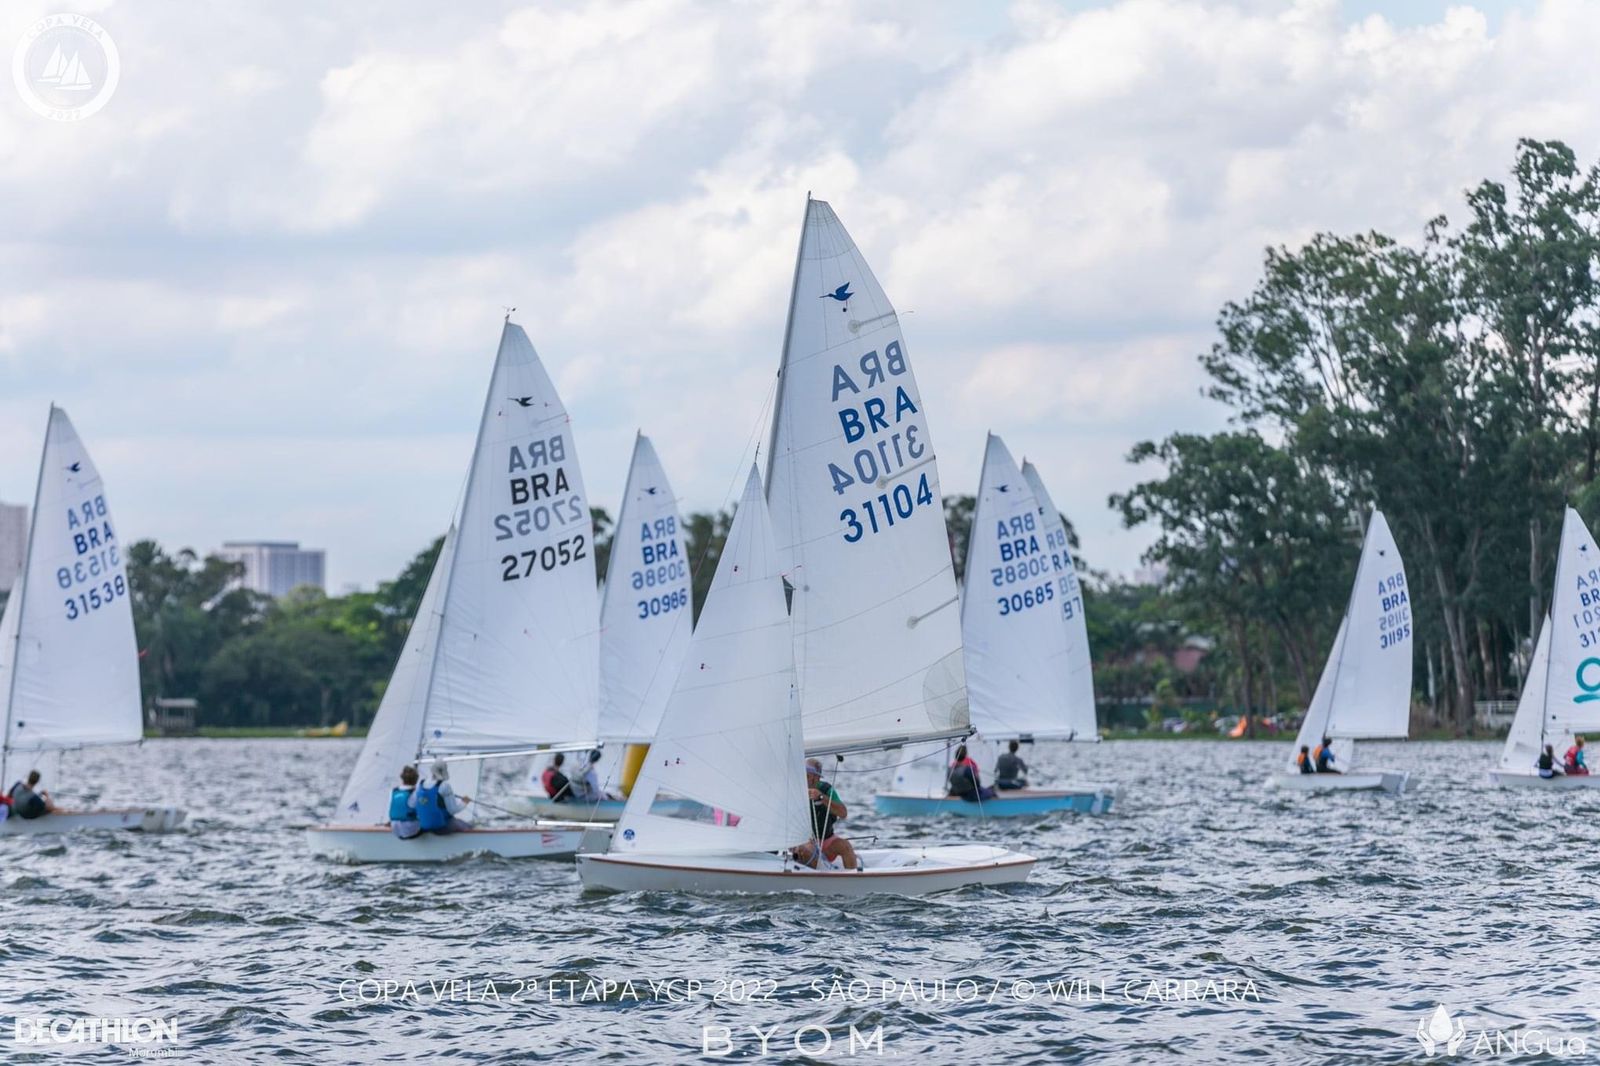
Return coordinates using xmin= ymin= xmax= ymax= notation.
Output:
xmin=1418 ymin=1005 xmax=1467 ymax=1057
xmin=1575 ymin=658 xmax=1600 ymax=704
xmin=11 ymin=13 xmax=120 ymax=121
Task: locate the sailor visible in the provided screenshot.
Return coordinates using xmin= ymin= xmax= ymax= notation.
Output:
xmin=994 ymin=740 xmax=1029 ymax=790
xmin=1296 ymin=745 xmax=1314 ymax=774
xmin=1537 ymin=744 xmax=1563 ymax=779
xmin=791 ymin=758 xmax=860 ymax=871
xmin=389 ymin=765 xmax=422 ymax=839
xmin=540 ymin=753 xmax=572 ymax=801
xmin=1313 ymin=736 xmax=1340 ymax=774
xmin=947 ymin=744 xmax=997 ymax=801
xmin=410 ymin=760 xmax=473 ymax=833
xmin=1564 ymin=736 xmax=1590 ymax=776
xmin=567 ymin=749 xmax=613 ymax=802
xmin=7 ymin=770 xmax=56 ymax=820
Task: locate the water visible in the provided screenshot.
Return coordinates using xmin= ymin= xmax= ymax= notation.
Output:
xmin=3 ymin=738 xmax=1596 ymax=1063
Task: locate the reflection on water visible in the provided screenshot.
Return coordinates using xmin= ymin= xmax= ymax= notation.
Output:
xmin=3 ymin=738 xmax=1595 ymax=1063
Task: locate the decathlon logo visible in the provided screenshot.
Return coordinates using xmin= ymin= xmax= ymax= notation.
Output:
xmin=11 ymin=13 xmax=120 ymax=121
xmin=12 ymin=1015 xmax=178 ymax=1045
xmin=1576 ymin=658 xmax=1600 ymax=704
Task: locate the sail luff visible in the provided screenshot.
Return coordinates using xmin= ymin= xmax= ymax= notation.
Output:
xmin=0 ymin=408 xmax=49 ymax=779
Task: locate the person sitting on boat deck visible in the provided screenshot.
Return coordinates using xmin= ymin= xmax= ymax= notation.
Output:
xmin=566 ymin=749 xmax=616 ymax=803
xmin=1564 ymin=736 xmax=1590 ymax=776
xmin=411 ymin=760 xmax=473 ymax=834
xmin=540 ymin=753 xmax=572 ymax=802
xmin=390 ymin=765 xmax=422 ymax=839
xmin=7 ymin=770 xmax=56 ymax=820
xmin=1537 ymin=744 xmax=1564 ymax=779
xmin=947 ymin=744 xmax=997 ymax=802
xmin=1313 ymin=736 xmax=1340 ymax=774
xmin=791 ymin=758 xmax=861 ymax=871
xmin=994 ymin=740 xmax=1029 ymax=790
xmin=1296 ymin=745 xmax=1314 ymax=774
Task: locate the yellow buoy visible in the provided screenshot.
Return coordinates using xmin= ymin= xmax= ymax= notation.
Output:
xmin=620 ymin=743 xmax=649 ymax=797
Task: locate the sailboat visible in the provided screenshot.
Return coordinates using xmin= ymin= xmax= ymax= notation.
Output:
xmin=577 ymin=469 xmax=1033 ymax=894
xmin=0 ymin=406 xmax=185 ymax=835
xmin=513 ymin=432 xmax=695 ymax=821
xmin=306 ymin=321 xmax=611 ymax=862
xmin=1488 ymin=507 xmax=1600 ymax=789
xmin=875 ymin=436 xmax=1115 ymax=816
xmin=1267 ymin=510 xmax=1413 ymax=794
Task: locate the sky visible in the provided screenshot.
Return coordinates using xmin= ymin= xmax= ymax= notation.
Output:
xmin=3 ymin=0 xmax=1599 ymax=591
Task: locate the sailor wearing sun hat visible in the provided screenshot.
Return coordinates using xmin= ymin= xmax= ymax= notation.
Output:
xmin=409 ymin=759 xmax=475 ymax=834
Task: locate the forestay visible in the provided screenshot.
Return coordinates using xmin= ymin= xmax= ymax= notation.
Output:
xmin=765 ymin=198 xmax=967 ymax=755
xmin=611 ymin=467 xmax=808 ymax=857
xmin=962 ymin=435 xmax=1077 ymax=741
xmin=1499 ymin=615 xmax=1550 ymax=771
xmin=1020 ymin=459 xmax=1097 ymax=740
xmin=1288 ymin=510 xmax=1412 ymax=768
xmin=2 ymin=407 xmax=141 ymax=762
xmin=598 ymin=433 xmax=692 ymax=743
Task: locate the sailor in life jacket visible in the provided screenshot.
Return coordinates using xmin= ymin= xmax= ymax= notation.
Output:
xmin=1564 ymin=736 xmax=1590 ymax=776
xmin=947 ymin=744 xmax=996 ymax=801
xmin=539 ymin=753 xmax=572 ymax=802
xmin=1313 ymin=736 xmax=1340 ymax=774
xmin=1537 ymin=744 xmax=1563 ymax=779
xmin=410 ymin=760 xmax=474 ymax=834
xmin=1296 ymin=745 xmax=1314 ymax=774
xmin=390 ymin=765 xmax=422 ymax=839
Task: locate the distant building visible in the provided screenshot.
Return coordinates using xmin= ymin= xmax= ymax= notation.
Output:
xmin=216 ymin=540 xmax=326 ymax=598
xmin=0 ymin=501 xmax=27 ymax=593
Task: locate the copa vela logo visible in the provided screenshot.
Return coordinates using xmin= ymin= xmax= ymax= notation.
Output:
xmin=12 ymin=12 xmax=120 ymax=121
xmin=13 ymin=1014 xmax=178 ymax=1045
xmin=1415 ymin=1004 xmax=1588 ymax=1058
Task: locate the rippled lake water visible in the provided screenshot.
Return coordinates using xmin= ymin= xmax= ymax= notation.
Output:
xmin=3 ymin=737 xmax=1597 ymax=1063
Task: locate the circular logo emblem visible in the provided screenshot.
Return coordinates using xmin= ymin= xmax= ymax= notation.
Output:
xmin=622 ymin=829 xmax=635 ymax=841
xmin=12 ymin=13 xmax=119 ymax=122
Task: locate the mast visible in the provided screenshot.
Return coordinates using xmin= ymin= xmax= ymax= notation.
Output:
xmin=1538 ymin=510 xmax=1573 ymax=752
xmin=763 ymin=194 xmax=812 ymax=498
xmin=0 ymin=405 xmax=54 ymax=788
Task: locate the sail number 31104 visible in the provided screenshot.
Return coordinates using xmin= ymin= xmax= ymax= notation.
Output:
xmin=841 ymin=473 xmax=935 ymax=543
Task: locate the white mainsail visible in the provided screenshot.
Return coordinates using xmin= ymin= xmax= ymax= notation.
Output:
xmin=1019 ymin=459 xmax=1096 ymax=740
xmin=765 ymin=197 xmax=967 ymax=755
xmin=962 ymin=435 xmax=1079 ymax=741
xmin=331 ymin=322 xmax=600 ymax=824
xmin=1510 ymin=507 xmax=1600 ymax=759
xmin=1500 ymin=614 xmax=1550 ymax=771
xmin=1288 ymin=510 xmax=1412 ymax=768
xmin=2 ymin=407 xmax=142 ymax=773
xmin=598 ymin=433 xmax=691 ymax=744
xmin=611 ymin=467 xmax=807 ymax=856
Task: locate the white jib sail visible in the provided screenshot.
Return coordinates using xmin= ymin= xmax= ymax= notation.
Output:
xmin=962 ymin=435 xmax=1078 ymax=741
xmin=598 ymin=433 xmax=692 ymax=744
xmin=1500 ymin=614 xmax=1550 ymax=771
xmin=1287 ymin=510 xmax=1412 ymax=768
xmin=1537 ymin=507 xmax=1600 ymax=743
xmin=1020 ymin=457 xmax=1098 ymax=740
xmin=612 ymin=467 xmax=808 ymax=857
xmin=3 ymin=407 xmax=142 ymax=762
xmin=415 ymin=322 xmax=601 ymax=757
xmin=764 ymin=197 xmax=968 ymax=755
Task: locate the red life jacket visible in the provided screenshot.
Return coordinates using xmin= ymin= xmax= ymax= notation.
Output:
xmin=540 ymin=766 xmax=557 ymax=797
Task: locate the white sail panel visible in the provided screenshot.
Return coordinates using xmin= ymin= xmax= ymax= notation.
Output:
xmin=4 ymin=407 xmax=141 ymax=756
xmin=1324 ymin=510 xmax=1413 ymax=739
xmin=598 ymin=434 xmax=692 ymax=743
xmin=1500 ymin=615 xmax=1550 ymax=771
xmin=333 ymin=526 xmax=456 ymax=825
xmin=962 ymin=435 xmax=1076 ymax=740
xmin=1019 ymin=458 xmax=1098 ymax=740
xmin=418 ymin=322 xmax=600 ymax=756
xmin=1289 ymin=618 xmax=1345 ymax=768
xmin=612 ymin=467 xmax=808 ymax=856
xmin=1540 ymin=507 xmax=1600 ymax=737
xmin=765 ymin=198 xmax=967 ymax=754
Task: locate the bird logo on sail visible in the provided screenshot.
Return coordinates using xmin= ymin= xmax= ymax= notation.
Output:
xmin=1415 ymin=1005 xmax=1466 ymax=1057
xmin=820 ymin=283 xmax=853 ymax=310
xmin=510 ymin=396 xmax=535 ymax=408
xmin=67 ymin=462 xmax=82 ymax=473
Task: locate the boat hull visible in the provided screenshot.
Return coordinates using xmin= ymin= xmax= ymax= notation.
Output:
xmin=501 ymin=796 xmax=709 ymax=823
xmin=1486 ymin=769 xmax=1600 ymax=790
xmin=1267 ymin=770 xmax=1408 ymax=794
xmin=0 ymin=807 xmax=185 ymax=834
xmin=305 ymin=822 xmax=612 ymax=863
xmin=873 ymin=785 xmax=1115 ymax=817
xmin=577 ymin=844 xmax=1035 ymax=896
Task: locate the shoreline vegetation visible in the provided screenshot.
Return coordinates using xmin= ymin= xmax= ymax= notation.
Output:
xmin=148 ymin=728 xmax=1496 ymax=742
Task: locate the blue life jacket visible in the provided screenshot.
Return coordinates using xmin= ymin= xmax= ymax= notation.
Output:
xmin=414 ymin=782 xmax=448 ymax=831
xmin=389 ymin=786 xmax=416 ymax=822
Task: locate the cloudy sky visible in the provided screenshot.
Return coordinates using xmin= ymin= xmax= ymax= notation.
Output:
xmin=1 ymin=0 xmax=1595 ymax=590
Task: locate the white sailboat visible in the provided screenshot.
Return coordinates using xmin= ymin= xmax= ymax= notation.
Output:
xmin=578 ymin=469 xmax=1033 ymax=894
xmin=513 ymin=432 xmax=695 ymax=821
xmin=306 ymin=321 xmax=610 ymax=862
xmin=1267 ymin=510 xmax=1413 ymax=794
xmin=1489 ymin=507 xmax=1600 ymax=789
xmin=0 ymin=406 xmax=185 ymax=835
xmin=875 ymin=436 xmax=1114 ymax=816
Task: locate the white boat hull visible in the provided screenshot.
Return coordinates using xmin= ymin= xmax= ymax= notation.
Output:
xmin=0 ymin=807 xmax=186 ymax=834
xmin=1267 ymin=770 xmax=1408 ymax=794
xmin=1486 ymin=769 xmax=1600 ymax=790
xmin=306 ymin=822 xmax=612 ymax=863
xmin=577 ymin=844 xmax=1035 ymax=896
xmin=502 ymin=795 xmax=709 ymax=823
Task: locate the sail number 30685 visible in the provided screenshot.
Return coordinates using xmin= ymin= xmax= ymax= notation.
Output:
xmin=840 ymin=473 xmax=935 ymax=543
